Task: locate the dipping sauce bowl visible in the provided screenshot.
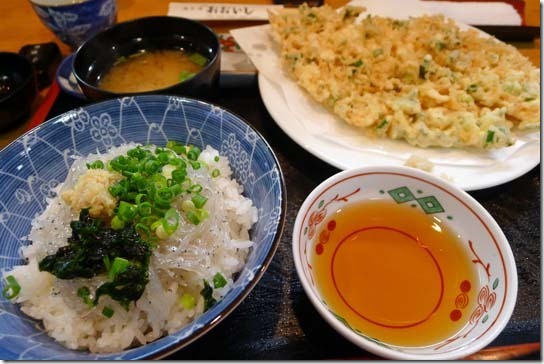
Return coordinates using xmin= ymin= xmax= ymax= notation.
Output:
xmin=292 ymin=166 xmax=517 ymax=360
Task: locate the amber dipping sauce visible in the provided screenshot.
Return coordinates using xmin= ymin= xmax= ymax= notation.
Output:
xmin=312 ymin=200 xmax=479 ymax=347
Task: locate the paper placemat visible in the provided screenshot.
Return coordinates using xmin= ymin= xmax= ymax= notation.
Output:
xmin=168 ymin=2 xmax=283 ymax=21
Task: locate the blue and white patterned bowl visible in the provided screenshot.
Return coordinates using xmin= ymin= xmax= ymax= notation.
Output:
xmin=0 ymin=95 xmax=285 ymax=359
xmin=56 ymin=53 xmax=85 ymax=99
xmin=29 ymin=0 xmax=117 ymax=49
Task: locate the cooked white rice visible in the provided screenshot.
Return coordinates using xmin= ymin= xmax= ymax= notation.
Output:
xmin=4 ymin=143 xmax=258 ymax=353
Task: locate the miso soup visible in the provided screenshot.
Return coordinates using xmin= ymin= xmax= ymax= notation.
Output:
xmin=99 ymin=49 xmax=208 ymax=93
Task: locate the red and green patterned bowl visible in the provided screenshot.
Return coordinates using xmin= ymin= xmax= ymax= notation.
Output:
xmin=292 ymin=166 xmax=517 ymax=360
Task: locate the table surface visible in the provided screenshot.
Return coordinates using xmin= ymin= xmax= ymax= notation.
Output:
xmin=1 ymin=0 xmax=541 ymax=360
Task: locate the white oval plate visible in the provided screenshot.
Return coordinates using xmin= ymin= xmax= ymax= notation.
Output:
xmin=258 ymin=76 xmax=539 ymax=191
xmin=253 ymin=0 xmax=540 ymax=191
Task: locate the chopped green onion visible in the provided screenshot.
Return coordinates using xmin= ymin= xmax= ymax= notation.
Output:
xmin=372 ymin=48 xmax=383 ymax=57
xmin=118 ymin=201 xmax=137 ymax=222
xmin=190 ymin=145 xmax=201 ymax=156
xmin=121 ymin=170 xmax=135 ymax=178
xmin=187 ymin=146 xmax=201 ymax=161
xmin=179 ymin=70 xmax=196 ymax=82
xmin=108 ymin=257 xmax=130 ymax=280
xmin=376 ymin=119 xmax=388 ymax=129
xmin=186 ymin=208 xmax=208 ymax=225
xmin=150 ymin=219 xmax=163 ymax=232
xmin=151 ymin=205 xmax=168 ymax=217
xmin=135 ymin=223 xmax=151 ymax=241
xmin=157 ymin=188 xmax=174 ymax=202
xmin=169 ymin=183 xmax=182 ymax=197
xmin=186 ymin=210 xmax=201 ymax=225
xmin=127 ymin=147 xmax=149 ymax=160
xmin=109 ymin=155 xmax=129 ymax=172
xmin=189 ymin=184 xmax=203 ymax=193
xmin=138 ymin=202 xmax=152 ymax=216
xmin=132 ymin=174 xmax=148 ymax=192
xmin=102 ymin=306 xmax=114 ymax=318
xmin=350 ymin=60 xmax=363 ymax=67
xmin=109 ymin=183 xmax=126 ymax=197
xmin=172 ymin=168 xmax=187 ymax=183
xmin=180 ymin=178 xmax=192 ymax=191
xmin=189 ymin=52 xmax=208 ymax=67
xmin=77 ymin=286 xmax=94 ymax=308
xmin=213 ymin=272 xmax=227 ymax=289
xmin=167 ymin=141 xmax=186 ymax=155
xmin=157 ymin=151 xmax=171 ymax=164
xmin=135 ymin=193 xmax=147 ymax=205
xmin=181 ymin=200 xmax=195 ymax=212
xmin=86 ymin=160 xmax=104 ymax=169
xmin=154 ymin=194 xmax=173 ymax=210
xmin=140 ymin=215 xmax=159 ymax=227
xmin=436 ymin=41 xmax=446 ymax=50
xmin=151 ymin=174 xmax=168 ymax=189
xmin=168 ymin=157 xmax=183 ymax=167
xmin=144 ymin=159 xmax=161 ymax=175
xmin=486 ymin=130 xmax=495 ymax=144
xmin=211 ymin=169 xmax=220 ymax=178
xmin=2 ymin=275 xmax=21 ymax=299
xmin=104 ymin=141 xmax=218 ymax=242
xmin=214 ymin=156 xmax=220 ymax=162
xmin=173 ymin=145 xmax=187 ymax=155
xmin=192 ymin=193 xmax=208 ymax=209
xmin=392 ymin=19 xmax=407 ymax=29
xmin=180 ymin=293 xmax=196 ymax=309
xmin=111 ymin=215 xmax=125 ymax=230
xmin=467 ymin=84 xmax=478 ymax=93
xmin=155 ymin=224 xmax=169 ymax=240
xmin=162 ymin=208 xmax=180 ymax=235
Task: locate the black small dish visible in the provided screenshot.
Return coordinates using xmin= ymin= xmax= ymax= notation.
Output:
xmin=0 ymin=52 xmax=38 ymax=130
xmin=73 ymin=16 xmax=221 ymax=102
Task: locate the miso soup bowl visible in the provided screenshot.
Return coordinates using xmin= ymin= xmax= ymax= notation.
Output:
xmin=73 ymin=16 xmax=220 ymax=101
xmin=292 ymin=166 xmax=517 ymax=360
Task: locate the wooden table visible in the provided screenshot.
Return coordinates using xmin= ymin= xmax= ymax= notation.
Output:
xmin=0 ymin=0 xmax=540 ymax=56
xmin=0 ymin=0 xmax=541 ymax=360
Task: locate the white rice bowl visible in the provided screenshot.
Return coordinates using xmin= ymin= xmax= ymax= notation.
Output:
xmin=5 ymin=143 xmax=258 ymax=353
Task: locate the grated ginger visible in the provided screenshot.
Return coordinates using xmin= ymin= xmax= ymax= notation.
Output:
xmin=62 ymin=169 xmax=122 ymax=218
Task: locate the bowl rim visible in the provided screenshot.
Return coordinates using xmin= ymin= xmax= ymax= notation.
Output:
xmin=29 ymin=0 xmax=111 ymax=9
xmin=72 ymin=15 xmax=221 ymax=98
xmin=0 ymin=94 xmax=287 ymax=359
xmin=0 ymin=52 xmax=36 ymax=104
xmin=292 ymin=165 xmax=518 ymax=360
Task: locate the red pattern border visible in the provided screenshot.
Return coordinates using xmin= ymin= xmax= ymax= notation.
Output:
xmin=297 ymin=171 xmax=509 ymax=352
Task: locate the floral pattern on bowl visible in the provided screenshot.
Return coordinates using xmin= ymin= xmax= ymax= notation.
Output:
xmin=30 ymin=0 xmax=117 ymax=49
